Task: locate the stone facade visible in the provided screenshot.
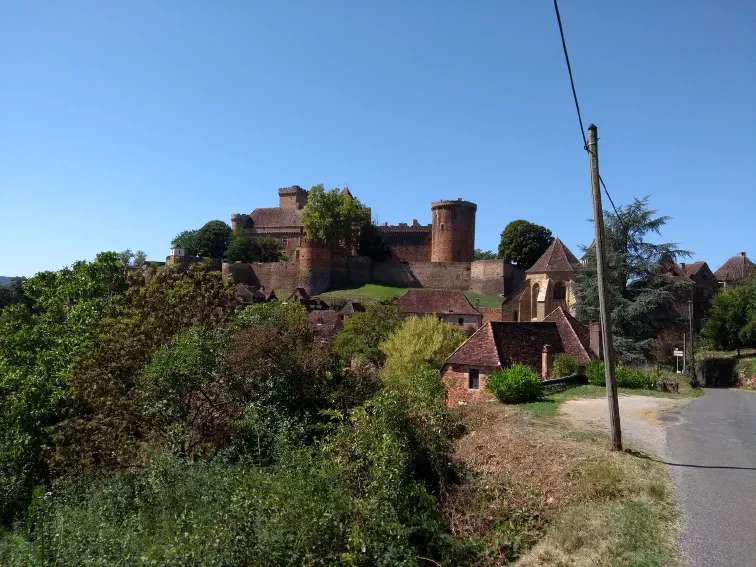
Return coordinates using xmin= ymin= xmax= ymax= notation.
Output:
xmin=470 ymin=260 xmax=524 ymax=297
xmin=431 ymin=199 xmax=476 ymax=263
xmin=371 ymin=261 xmax=472 ymax=290
xmin=376 ymin=222 xmax=432 ymax=262
xmin=442 ymin=364 xmax=498 ymax=407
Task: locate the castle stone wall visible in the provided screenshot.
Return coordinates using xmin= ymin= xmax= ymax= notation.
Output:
xmin=470 ymin=260 xmax=524 ymax=297
xmin=371 ymin=261 xmax=471 ymax=290
xmin=378 ymin=228 xmax=432 ymax=262
xmin=431 ymin=200 xmax=476 ymax=263
xmin=223 ymin=261 xmax=299 ymax=293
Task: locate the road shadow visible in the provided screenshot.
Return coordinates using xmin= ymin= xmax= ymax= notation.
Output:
xmin=624 ymin=448 xmax=756 ymax=471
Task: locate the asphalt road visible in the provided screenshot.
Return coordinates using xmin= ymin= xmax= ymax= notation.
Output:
xmin=666 ymin=389 xmax=756 ymax=567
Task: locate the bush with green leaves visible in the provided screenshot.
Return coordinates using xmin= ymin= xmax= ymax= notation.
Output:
xmin=586 ymin=361 xmax=654 ymax=389
xmin=552 ymin=354 xmax=578 ymax=377
xmin=486 ymin=364 xmax=543 ymax=403
xmin=332 ymin=301 xmax=404 ymax=365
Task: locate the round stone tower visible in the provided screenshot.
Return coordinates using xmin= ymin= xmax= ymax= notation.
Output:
xmin=430 ymin=198 xmax=477 ymax=263
xmin=298 ymin=240 xmax=332 ymax=295
xmin=230 ymin=213 xmax=252 ymax=231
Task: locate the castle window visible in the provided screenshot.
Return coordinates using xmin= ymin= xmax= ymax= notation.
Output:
xmin=441 ymin=224 xmax=445 ymax=232
xmin=513 ymin=310 xmax=518 ymax=322
xmin=553 ymin=282 xmax=566 ymax=300
xmin=282 ymin=238 xmax=288 ymax=248
xmin=468 ymin=368 xmax=480 ymax=390
xmin=458 ymin=317 xmax=464 ymax=325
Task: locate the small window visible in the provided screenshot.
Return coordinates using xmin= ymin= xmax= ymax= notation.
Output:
xmin=513 ymin=310 xmax=518 ymax=322
xmin=553 ymin=282 xmax=566 ymax=300
xmin=458 ymin=317 xmax=464 ymax=325
xmin=282 ymin=238 xmax=288 ymax=247
xmin=468 ymin=368 xmax=480 ymax=390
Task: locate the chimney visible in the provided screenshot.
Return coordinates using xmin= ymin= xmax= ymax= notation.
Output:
xmin=589 ymin=321 xmax=603 ymax=360
xmin=412 ymin=219 xmax=420 ymax=227
xmin=741 ymin=252 xmax=747 ymax=257
xmin=542 ymin=345 xmax=553 ymax=379
xmin=680 ymin=262 xmax=686 ymax=272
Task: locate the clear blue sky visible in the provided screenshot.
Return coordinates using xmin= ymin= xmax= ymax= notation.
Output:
xmin=1 ymin=1 xmax=754 ymax=278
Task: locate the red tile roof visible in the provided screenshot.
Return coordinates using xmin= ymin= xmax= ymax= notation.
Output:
xmin=340 ymin=186 xmax=353 ymax=198
xmin=684 ymin=261 xmax=706 ymax=277
xmin=397 ymin=289 xmax=480 ymax=316
xmin=526 ymin=238 xmax=581 ymax=274
xmin=445 ymin=309 xmax=598 ymax=370
xmin=542 ymin=306 xmax=596 ymax=364
xmin=714 ymin=253 xmax=755 ymax=282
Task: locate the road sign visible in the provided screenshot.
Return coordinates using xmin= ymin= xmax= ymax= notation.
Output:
xmin=673 ymin=349 xmax=684 ymax=357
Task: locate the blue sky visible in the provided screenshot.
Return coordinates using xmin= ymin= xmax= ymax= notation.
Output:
xmin=1 ymin=1 xmax=754 ymax=277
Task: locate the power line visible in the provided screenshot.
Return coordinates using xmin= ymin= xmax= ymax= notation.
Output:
xmin=552 ymin=0 xmax=623 ymax=222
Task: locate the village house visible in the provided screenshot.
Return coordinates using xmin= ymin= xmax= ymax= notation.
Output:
xmin=397 ymin=289 xmax=482 ymax=328
xmin=441 ymin=306 xmax=603 ymax=407
xmin=714 ymin=252 xmax=755 ymax=288
xmin=500 ymin=238 xmax=581 ymax=322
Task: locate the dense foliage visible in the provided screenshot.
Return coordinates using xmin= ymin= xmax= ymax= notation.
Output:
xmin=552 ymin=354 xmax=578 ymax=377
xmin=117 ymin=249 xmax=147 ymax=267
xmin=226 ymin=229 xmax=284 ymax=263
xmin=585 ymin=361 xmax=655 ymax=389
xmin=0 ymin=277 xmax=27 ymax=310
xmin=497 ymin=220 xmax=554 ymax=269
xmin=332 ymin=301 xmax=404 ymax=365
xmin=301 ymin=184 xmax=371 ymax=250
xmin=473 ymin=249 xmax=497 ymax=261
xmin=701 ymin=277 xmax=756 ymax=354
xmin=172 ymin=220 xmax=233 ymax=259
xmin=0 ymin=255 xmax=477 ymax=566
xmin=486 ymin=364 xmax=543 ymax=403
xmin=574 ymin=197 xmax=691 ymax=363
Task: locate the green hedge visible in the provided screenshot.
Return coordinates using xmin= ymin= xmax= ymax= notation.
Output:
xmin=487 ymin=364 xmax=543 ymax=403
xmin=552 ymin=354 xmax=578 ymax=378
xmin=585 ymin=361 xmax=654 ymax=389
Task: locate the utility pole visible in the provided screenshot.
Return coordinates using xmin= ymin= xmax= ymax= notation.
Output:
xmin=587 ymin=124 xmax=622 ymax=451
xmin=688 ymin=300 xmax=698 ymax=385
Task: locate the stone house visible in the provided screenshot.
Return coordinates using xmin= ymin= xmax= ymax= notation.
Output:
xmin=500 ymin=238 xmax=581 ymax=322
xmin=397 ymin=289 xmax=482 ymax=328
xmin=441 ymin=306 xmax=602 ymax=407
xmin=714 ymin=252 xmax=755 ymax=288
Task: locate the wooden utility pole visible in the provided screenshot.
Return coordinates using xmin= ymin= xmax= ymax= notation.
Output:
xmin=587 ymin=124 xmax=622 ymax=451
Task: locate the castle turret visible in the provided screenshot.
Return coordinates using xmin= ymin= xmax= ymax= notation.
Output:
xmin=298 ymin=240 xmax=331 ymax=295
xmin=230 ymin=213 xmax=252 ymax=231
xmin=279 ymin=186 xmax=308 ymax=210
xmin=430 ymin=198 xmax=476 ymax=263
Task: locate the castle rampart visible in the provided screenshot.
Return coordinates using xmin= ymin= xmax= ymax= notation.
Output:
xmin=431 ymin=199 xmax=476 ymax=263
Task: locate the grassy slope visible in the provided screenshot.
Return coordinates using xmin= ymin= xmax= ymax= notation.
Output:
xmin=315 ymin=284 xmax=503 ymax=308
xmin=450 ymin=398 xmax=681 ymax=566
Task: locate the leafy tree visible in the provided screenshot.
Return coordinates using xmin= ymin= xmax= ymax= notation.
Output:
xmin=358 ymin=223 xmax=391 ymax=261
xmin=574 ymin=197 xmax=690 ymax=362
xmin=117 ymin=249 xmax=134 ymax=266
xmin=133 ymin=250 xmax=147 ymax=266
xmin=117 ymin=249 xmax=148 ymax=267
xmin=0 ymin=277 xmax=27 ymax=310
xmin=380 ymin=315 xmax=464 ymax=389
xmin=197 ymin=220 xmax=233 ymax=258
xmin=0 ymin=253 xmax=127 ymax=524
xmin=332 ymin=301 xmax=404 ymax=365
xmin=473 ymin=249 xmax=497 ymax=261
xmin=497 ymin=220 xmax=554 ymax=268
xmin=226 ymin=230 xmax=283 ymax=263
xmin=701 ymin=278 xmax=756 ymax=355
xmin=301 ymin=184 xmax=371 ymax=250
xmin=172 ymin=229 xmax=201 ymax=256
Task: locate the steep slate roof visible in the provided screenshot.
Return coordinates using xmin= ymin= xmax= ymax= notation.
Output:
xmin=308 ymin=310 xmax=344 ymax=344
xmin=542 ymin=306 xmax=595 ymax=364
xmin=684 ymin=261 xmax=707 ymax=277
xmin=287 ymin=288 xmax=311 ymax=301
xmin=249 ymin=207 xmax=304 ymax=229
xmin=235 ymin=283 xmax=265 ymax=304
xmin=397 ymin=289 xmax=480 ymax=316
xmin=339 ymin=301 xmax=365 ymax=316
xmin=526 ymin=238 xmax=581 ymax=274
xmin=714 ymin=253 xmax=755 ymax=282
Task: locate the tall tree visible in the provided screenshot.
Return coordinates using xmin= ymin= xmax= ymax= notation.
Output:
xmin=701 ymin=277 xmax=756 ymax=355
xmin=497 ymin=220 xmax=554 ymax=269
xmin=574 ymin=197 xmax=690 ymax=362
xmin=473 ymin=249 xmax=497 ymax=260
xmin=301 ymin=185 xmax=371 ymax=250
xmin=332 ymin=302 xmax=404 ymax=365
xmin=0 ymin=277 xmax=27 ymax=310
xmin=196 ymin=220 xmax=233 ymax=258
xmin=227 ymin=230 xmax=284 ymax=263
xmin=172 ymin=229 xmax=201 ymax=256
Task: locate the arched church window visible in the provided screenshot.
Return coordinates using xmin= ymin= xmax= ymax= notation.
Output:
xmin=553 ymin=282 xmax=566 ymax=300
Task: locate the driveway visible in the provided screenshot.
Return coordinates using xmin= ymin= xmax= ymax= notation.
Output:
xmin=665 ymin=389 xmax=756 ymax=567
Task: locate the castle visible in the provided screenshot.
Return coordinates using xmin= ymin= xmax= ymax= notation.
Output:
xmin=218 ymin=185 xmax=523 ymax=297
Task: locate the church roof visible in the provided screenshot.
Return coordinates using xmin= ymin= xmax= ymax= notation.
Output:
xmin=714 ymin=253 xmax=755 ymax=282
xmin=526 ymin=238 xmax=581 ymax=274
xmin=340 ymin=186 xmax=353 ymax=198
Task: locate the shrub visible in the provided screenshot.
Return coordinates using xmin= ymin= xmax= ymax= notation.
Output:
xmin=552 ymin=354 xmax=578 ymax=377
xmin=487 ymin=364 xmax=543 ymax=403
xmin=585 ymin=361 xmax=654 ymax=389
xmin=737 ymin=357 xmax=756 ymax=380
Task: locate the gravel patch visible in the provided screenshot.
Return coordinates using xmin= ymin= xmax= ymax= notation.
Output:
xmin=558 ymin=395 xmax=690 ymax=456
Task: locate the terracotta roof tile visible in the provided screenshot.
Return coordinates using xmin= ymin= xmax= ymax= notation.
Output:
xmin=684 ymin=261 xmax=706 ymax=277
xmin=339 ymin=301 xmax=365 ymax=316
xmin=446 ymin=323 xmax=500 ymax=366
xmin=542 ymin=306 xmax=596 ymax=364
xmin=526 ymin=238 xmax=581 ymax=274
xmin=397 ymin=289 xmax=480 ymax=316
xmin=714 ymin=253 xmax=755 ymax=282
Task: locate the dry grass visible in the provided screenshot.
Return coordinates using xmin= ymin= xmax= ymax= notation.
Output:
xmin=446 ymin=403 xmax=680 ymax=566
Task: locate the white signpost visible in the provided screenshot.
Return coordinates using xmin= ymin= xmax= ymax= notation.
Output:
xmin=674 ymin=348 xmax=684 ymax=373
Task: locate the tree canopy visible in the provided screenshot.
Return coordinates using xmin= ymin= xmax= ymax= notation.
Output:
xmin=497 ymin=220 xmax=554 ymax=268
xmin=332 ymin=301 xmax=404 ymax=365
xmin=574 ymin=197 xmax=690 ymax=362
xmin=701 ymin=277 xmax=756 ymax=354
xmin=226 ymin=230 xmax=284 ymax=263
xmin=172 ymin=220 xmax=233 ymax=259
xmin=473 ymin=249 xmax=497 ymax=261
xmin=301 ymin=185 xmax=371 ymax=250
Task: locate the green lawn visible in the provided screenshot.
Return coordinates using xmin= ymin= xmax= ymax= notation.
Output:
xmin=315 ymin=284 xmax=503 ymax=308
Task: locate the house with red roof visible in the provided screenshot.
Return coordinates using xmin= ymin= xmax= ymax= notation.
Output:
xmin=440 ymin=306 xmax=603 ymax=407
xmin=714 ymin=252 xmax=755 ymax=288
xmin=500 ymin=238 xmax=581 ymax=322
xmin=397 ymin=289 xmax=482 ymax=328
